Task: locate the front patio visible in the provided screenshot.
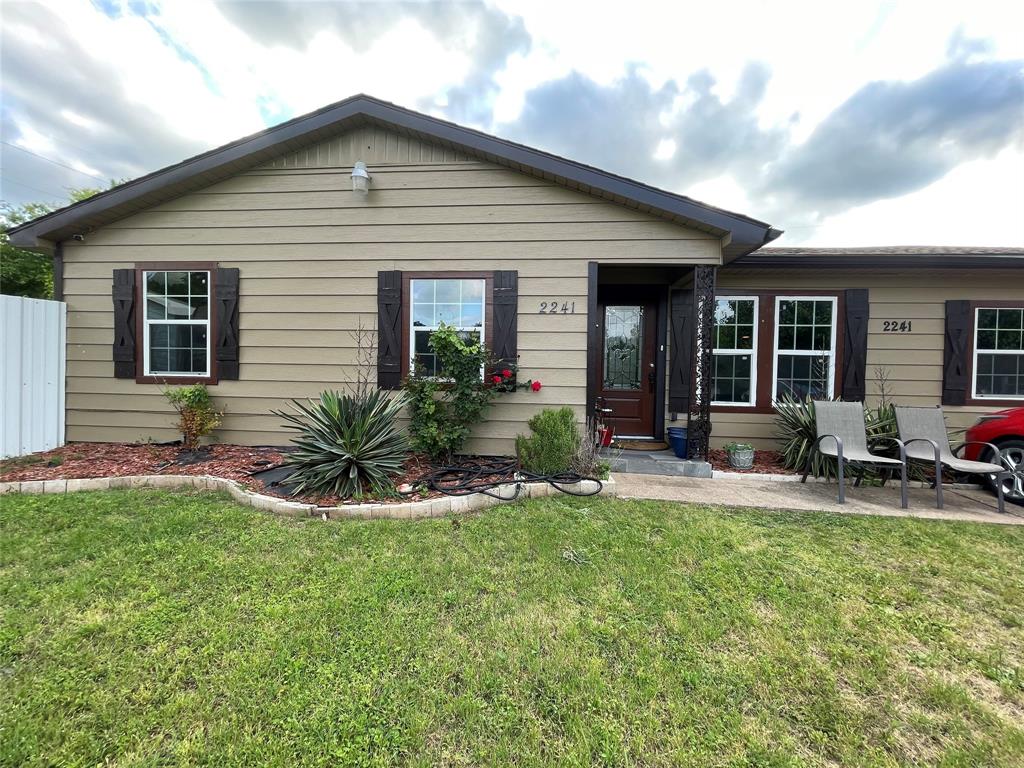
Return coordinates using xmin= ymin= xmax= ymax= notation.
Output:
xmin=614 ymin=472 xmax=1023 ymax=525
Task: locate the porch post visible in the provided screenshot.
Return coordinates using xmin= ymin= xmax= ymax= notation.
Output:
xmin=686 ymin=265 xmax=717 ymax=460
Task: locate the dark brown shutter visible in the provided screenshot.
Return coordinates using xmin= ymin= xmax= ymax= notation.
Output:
xmin=841 ymin=289 xmax=869 ymax=401
xmin=215 ymin=268 xmax=240 ymax=380
xmin=491 ymin=270 xmax=518 ymax=369
xmin=377 ymin=271 xmax=402 ymax=389
xmin=668 ymin=288 xmax=693 ymax=412
xmin=942 ymin=299 xmax=971 ymax=405
xmin=112 ymin=269 xmax=136 ymax=379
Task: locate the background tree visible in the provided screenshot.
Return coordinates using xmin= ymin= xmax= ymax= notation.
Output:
xmin=1 ymin=185 xmax=114 ymax=299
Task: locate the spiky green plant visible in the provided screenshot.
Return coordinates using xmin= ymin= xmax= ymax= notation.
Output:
xmin=775 ymin=394 xmax=840 ymax=480
xmin=775 ymin=394 xmax=926 ymax=482
xmin=274 ymin=389 xmax=409 ymax=498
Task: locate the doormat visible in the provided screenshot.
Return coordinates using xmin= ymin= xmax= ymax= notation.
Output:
xmin=615 ymin=440 xmax=669 ymax=451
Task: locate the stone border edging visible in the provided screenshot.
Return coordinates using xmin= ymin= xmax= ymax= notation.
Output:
xmin=0 ymin=474 xmax=616 ymax=520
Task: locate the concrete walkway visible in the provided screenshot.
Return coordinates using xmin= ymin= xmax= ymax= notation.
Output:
xmin=614 ymin=472 xmax=1024 ymax=525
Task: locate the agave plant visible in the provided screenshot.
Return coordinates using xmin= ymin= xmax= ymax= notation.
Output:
xmin=775 ymin=394 xmax=840 ymax=480
xmin=274 ymin=389 xmax=409 ymax=498
xmin=775 ymin=394 xmax=926 ymax=482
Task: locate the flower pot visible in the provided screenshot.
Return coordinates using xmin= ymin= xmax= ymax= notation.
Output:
xmin=727 ymin=448 xmax=755 ymax=470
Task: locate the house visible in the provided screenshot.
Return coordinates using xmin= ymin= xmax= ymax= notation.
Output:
xmin=8 ymin=95 xmax=1023 ymax=460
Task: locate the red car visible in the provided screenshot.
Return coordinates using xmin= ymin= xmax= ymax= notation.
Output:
xmin=963 ymin=407 xmax=1024 ymax=506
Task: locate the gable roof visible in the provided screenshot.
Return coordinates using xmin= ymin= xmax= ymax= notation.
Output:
xmin=732 ymin=246 xmax=1024 ymax=269
xmin=7 ymin=94 xmax=780 ymax=260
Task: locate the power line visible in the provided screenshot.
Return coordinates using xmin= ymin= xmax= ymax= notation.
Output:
xmin=0 ymin=175 xmax=68 ymax=199
xmin=0 ymin=141 xmax=109 ymax=184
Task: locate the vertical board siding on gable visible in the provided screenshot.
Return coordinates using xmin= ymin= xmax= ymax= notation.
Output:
xmin=59 ymin=126 xmax=720 ymax=453
xmin=257 ymin=124 xmax=475 ymax=168
xmin=709 ymin=268 xmax=1024 ymax=449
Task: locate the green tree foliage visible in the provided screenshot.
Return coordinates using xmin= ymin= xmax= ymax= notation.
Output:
xmin=1 ymin=185 xmax=112 ymax=299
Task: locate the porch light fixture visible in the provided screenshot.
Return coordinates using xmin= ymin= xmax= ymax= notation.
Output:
xmin=351 ymin=161 xmax=371 ymax=196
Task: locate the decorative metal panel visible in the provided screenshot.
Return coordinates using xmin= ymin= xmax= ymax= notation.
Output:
xmin=686 ymin=265 xmax=716 ymax=460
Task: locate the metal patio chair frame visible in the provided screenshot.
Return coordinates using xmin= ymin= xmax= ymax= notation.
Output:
xmin=894 ymin=405 xmax=1012 ymax=514
xmin=802 ymin=400 xmax=910 ymax=508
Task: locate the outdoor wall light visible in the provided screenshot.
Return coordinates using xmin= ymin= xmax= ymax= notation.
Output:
xmin=351 ymin=161 xmax=371 ymax=196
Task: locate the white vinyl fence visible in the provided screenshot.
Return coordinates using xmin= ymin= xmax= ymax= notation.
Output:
xmin=1 ymin=295 xmax=66 ymax=458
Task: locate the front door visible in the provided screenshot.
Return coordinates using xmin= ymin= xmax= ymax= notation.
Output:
xmin=598 ymin=300 xmax=657 ymax=438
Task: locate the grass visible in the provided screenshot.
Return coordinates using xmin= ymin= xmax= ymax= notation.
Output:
xmin=1 ymin=490 xmax=1022 ymax=767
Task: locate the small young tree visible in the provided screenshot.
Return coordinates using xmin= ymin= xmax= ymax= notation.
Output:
xmin=164 ymin=383 xmax=222 ymax=452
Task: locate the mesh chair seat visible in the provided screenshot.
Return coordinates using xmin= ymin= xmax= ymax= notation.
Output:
xmin=942 ymin=456 xmax=1005 ymax=475
xmin=894 ymin=405 xmax=1009 ymax=513
xmin=809 ymin=400 xmax=909 ymax=508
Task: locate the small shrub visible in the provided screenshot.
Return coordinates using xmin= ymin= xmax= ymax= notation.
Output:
xmin=723 ymin=442 xmax=754 ymax=453
xmin=275 ymin=389 xmax=409 ymax=498
xmin=164 ymin=383 xmax=222 ymax=452
xmin=516 ymin=407 xmax=581 ymax=475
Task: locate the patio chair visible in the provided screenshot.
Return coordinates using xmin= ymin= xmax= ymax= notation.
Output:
xmin=894 ymin=405 xmax=1011 ymax=514
xmin=802 ymin=400 xmax=909 ymax=508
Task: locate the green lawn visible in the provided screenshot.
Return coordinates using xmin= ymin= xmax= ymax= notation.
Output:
xmin=2 ymin=491 xmax=1022 ymax=767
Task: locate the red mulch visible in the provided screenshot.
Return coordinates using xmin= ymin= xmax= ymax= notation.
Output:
xmin=707 ymin=449 xmax=795 ymax=475
xmin=0 ymin=443 xmax=285 ymax=484
xmin=0 ymin=442 xmax=468 ymax=507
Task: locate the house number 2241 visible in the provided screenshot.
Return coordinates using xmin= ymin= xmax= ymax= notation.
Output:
xmin=539 ymin=301 xmax=576 ymax=314
xmin=882 ymin=320 xmax=913 ymax=332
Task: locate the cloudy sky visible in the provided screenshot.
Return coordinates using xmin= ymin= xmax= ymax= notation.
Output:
xmin=2 ymin=0 xmax=1023 ymax=245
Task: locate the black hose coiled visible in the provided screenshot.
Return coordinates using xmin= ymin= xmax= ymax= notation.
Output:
xmin=407 ymin=458 xmax=604 ymax=499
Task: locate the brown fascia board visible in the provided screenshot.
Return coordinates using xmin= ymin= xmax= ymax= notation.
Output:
xmin=7 ymin=94 xmax=781 ymax=258
xmin=728 ymin=252 xmax=1024 ymax=269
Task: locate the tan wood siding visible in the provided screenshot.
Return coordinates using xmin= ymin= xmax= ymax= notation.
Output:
xmin=62 ymin=126 xmax=720 ymax=453
xmin=701 ymin=269 xmax=1024 ymax=449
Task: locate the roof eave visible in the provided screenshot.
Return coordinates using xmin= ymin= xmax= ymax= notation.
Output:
xmin=8 ymin=95 xmax=777 ymax=253
xmin=728 ymin=253 xmax=1024 ymax=269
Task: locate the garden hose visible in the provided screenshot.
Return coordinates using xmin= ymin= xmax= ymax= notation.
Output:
xmin=405 ymin=457 xmax=604 ymax=499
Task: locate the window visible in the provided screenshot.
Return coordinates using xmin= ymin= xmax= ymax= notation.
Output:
xmin=973 ymin=306 xmax=1024 ymax=399
xmin=711 ymin=297 xmax=757 ymax=405
xmin=409 ymin=278 xmax=486 ymax=376
xmin=772 ymin=296 xmax=837 ymax=401
xmin=143 ymin=270 xmax=210 ymax=377
xmin=603 ymin=306 xmax=644 ymax=389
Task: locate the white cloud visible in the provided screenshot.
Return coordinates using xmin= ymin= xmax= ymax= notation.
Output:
xmin=787 ymin=147 xmax=1024 ymax=246
xmin=2 ymin=0 xmax=1022 ymax=246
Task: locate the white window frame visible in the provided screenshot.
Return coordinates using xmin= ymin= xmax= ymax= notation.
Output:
xmin=771 ymin=295 xmax=838 ymax=403
xmin=142 ymin=270 xmax=212 ymax=378
xmin=971 ymin=306 xmax=1024 ymax=401
xmin=408 ymin=278 xmax=487 ymax=379
xmin=711 ymin=296 xmax=759 ymax=407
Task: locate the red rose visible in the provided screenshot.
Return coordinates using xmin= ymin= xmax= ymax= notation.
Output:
xmin=530 ymin=380 xmax=542 ymax=392
xmin=491 ymin=375 xmax=503 ymax=384
xmin=502 ymin=369 xmax=512 ymax=378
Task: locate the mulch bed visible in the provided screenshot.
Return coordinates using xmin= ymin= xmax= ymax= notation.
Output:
xmin=707 ymin=449 xmax=795 ymax=475
xmin=0 ymin=442 xmax=494 ymax=507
